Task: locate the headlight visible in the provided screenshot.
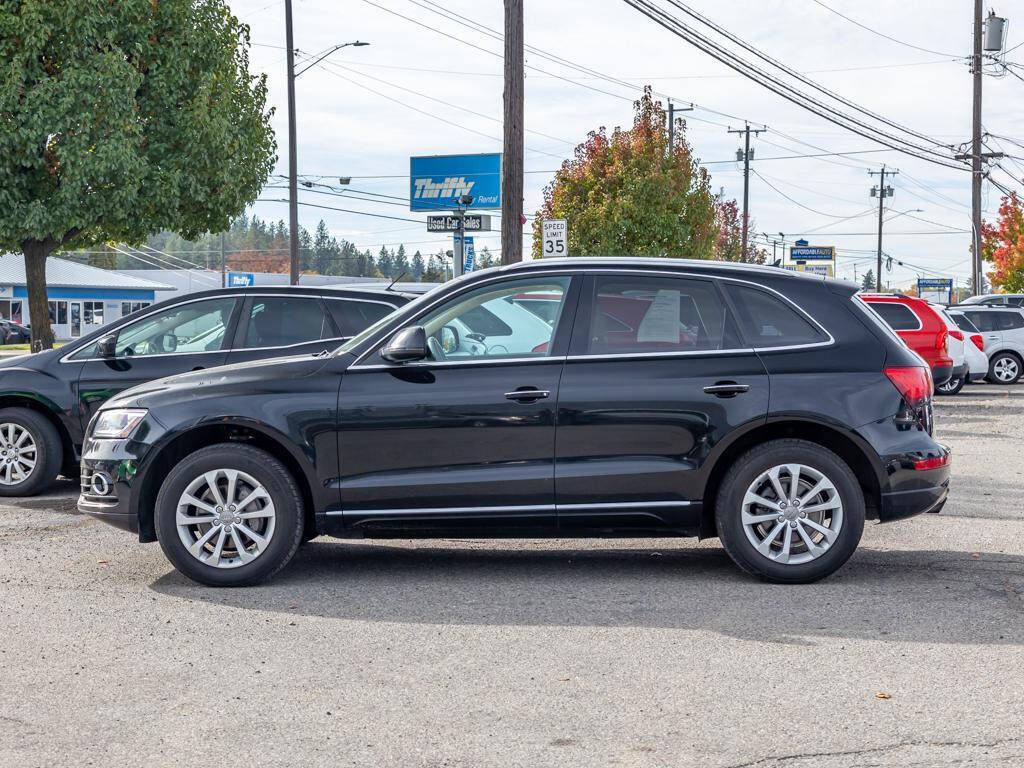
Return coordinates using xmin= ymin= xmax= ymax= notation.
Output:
xmin=92 ymin=409 xmax=148 ymax=439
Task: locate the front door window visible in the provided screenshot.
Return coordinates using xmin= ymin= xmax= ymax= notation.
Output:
xmin=413 ymin=276 xmax=571 ymax=361
xmin=114 ymin=298 xmax=237 ymax=357
xmin=70 ymin=303 xmax=81 ymax=337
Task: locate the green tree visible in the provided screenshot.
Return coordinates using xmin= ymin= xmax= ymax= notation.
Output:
xmin=860 ymin=269 xmax=875 ymax=292
xmin=0 ymin=0 xmax=275 ymax=348
xmin=411 ymin=250 xmax=425 ymax=280
xmin=312 ymin=220 xmax=332 ymax=275
xmin=532 ymin=87 xmax=717 ymax=260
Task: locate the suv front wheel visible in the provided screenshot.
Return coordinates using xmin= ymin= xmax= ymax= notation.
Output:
xmin=154 ymin=444 xmax=305 ymax=586
xmin=715 ymin=439 xmax=866 ymax=583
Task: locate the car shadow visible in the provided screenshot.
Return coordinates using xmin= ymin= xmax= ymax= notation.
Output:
xmin=149 ymin=540 xmax=1024 ymax=646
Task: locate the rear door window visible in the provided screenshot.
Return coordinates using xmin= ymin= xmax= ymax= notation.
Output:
xmin=726 ymin=284 xmax=828 ymax=347
xmin=327 ymin=299 xmax=396 ymax=337
xmin=585 ymin=275 xmax=740 ymax=354
xmin=243 ymin=297 xmax=329 ymax=349
xmin=965 ymin=311 xmax=997 ymax=332
xmin=866 ymin=301 xmax=921 ymax=331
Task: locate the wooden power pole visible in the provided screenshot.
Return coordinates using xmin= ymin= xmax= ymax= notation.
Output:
xmin=501 ymin=0 xmax=524 ymax=264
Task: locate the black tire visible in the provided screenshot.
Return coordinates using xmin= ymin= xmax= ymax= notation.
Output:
xmin=154 ymin=444 xmax=305 ymax=587
xmin=715 ymin=439 xmax=866 ymax=584
xmin=0 ymin=407 xmax=62 ymax=497
xmin=935 ymin=375 xmax=965 ymax=395
xmin=987 ymin=351 xmax=1023 ymax=385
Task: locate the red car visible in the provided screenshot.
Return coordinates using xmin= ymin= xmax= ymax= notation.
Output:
xmin=860 ymin=294 xmax=953 ymax=385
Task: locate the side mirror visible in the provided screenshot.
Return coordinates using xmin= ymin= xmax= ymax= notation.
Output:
xmin=97 ymin=334 xmax=117 ymax=358
xmin=440 ymin=324 xmax=459 ymax=354
xmin=160 ymin=332 xmax=178 ymax=353
xmin=381 ymin=326 xmax=428 ymax=363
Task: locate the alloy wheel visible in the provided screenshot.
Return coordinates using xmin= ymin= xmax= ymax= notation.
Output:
xmin=993 ymin=356 xmax=1020 ymax=383
xmin=741 ymin=463 xmax=844 ymax=565
xmin=0 ymin=423 xmax=37 ymax=486
xmin=175 ymin=468 xmax=276 ymax=569
xmin=937 ymin=377 xmax=961 ymax=393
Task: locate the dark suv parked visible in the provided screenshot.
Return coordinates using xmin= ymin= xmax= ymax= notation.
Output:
xmin=79 ymin=258 xmax=950 ymax=585
xmin=0 ymin=285 xmax=415 ymax=496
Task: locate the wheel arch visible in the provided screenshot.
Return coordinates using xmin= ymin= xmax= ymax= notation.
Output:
xmin=699 ymin=418 xmax=884 ymax=539
xmin=132 ymin=421 xmax=318 ymax=543
xmin=0 ymin=393 xmax=76 ymax=473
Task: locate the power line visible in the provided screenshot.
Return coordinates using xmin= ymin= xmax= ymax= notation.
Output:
xmin=663 ymin=0 xmax=946 ymax=146
xmin=620 ymin=0 xmax=967 ymax=170
xmin=750 ymin=169 xmax=868 ymax=218
xmin=809 ymin=0 xmax=961 ymax=57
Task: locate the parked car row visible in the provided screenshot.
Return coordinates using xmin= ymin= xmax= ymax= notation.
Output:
xmin=860 ymin=293 xmax=1024 ymax=392
xmin=62 ymin=258 xmax=950 ymax=587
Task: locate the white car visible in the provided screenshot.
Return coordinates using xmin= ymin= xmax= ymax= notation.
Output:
xmin=949 ymin=306 xmax=1024 ymax=384
xmin=945 ymin=309 xmax=989 ymax=386
xmin=930 ymin=303 xmax=968 ymax=395
xmin=957 ymin=293 xmax=1024 ymax=308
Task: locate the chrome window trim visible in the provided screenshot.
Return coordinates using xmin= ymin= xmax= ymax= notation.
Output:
xmin=349 ymin=355 xmax=567 ymax=372
xmin=325 ymin=499 xmax=696 ymax=517
xmin=349 ymin=266 xmax=835 ymax=370
xmin=60 ymin=292 xmax=399 ymax=363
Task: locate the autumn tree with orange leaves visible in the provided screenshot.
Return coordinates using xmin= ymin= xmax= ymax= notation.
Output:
xmin=533 ymin=87 xmax=726 ymax=260
xmin=982 ymin=193 xmax=1024 ymax=292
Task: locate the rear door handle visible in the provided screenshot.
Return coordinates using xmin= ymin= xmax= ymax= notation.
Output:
xmin=505 ymin=389 xmax=550 ymax=402
xmin=703 ymin=382 xmax=750 ymax=398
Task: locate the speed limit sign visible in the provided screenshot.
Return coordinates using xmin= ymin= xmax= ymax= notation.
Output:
xmin=541 ymin=219 xmax=568 ymax=258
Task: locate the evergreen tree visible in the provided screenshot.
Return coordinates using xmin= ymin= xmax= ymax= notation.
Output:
xmin=860 ymin=269 xmax=875 ymax=292
xmin=411 ymin=250 xmax=426 ymax=280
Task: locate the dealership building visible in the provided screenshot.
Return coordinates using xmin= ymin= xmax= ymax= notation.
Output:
xmin=0 ymin=254 xmax=172 ymax=340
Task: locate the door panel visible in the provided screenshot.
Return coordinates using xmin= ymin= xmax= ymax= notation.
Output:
xmin=75 ymin=297 xmax=239 ymax=428
xmin=555 ymin=273 xmax=769 ymax=531
xmin=336 ymin=274 xmax=579 ymax=531
xmin=339 ymin=360 xmax=563 ymax=527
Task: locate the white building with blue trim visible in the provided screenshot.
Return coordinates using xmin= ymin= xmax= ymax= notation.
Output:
xmin=0 ymin=254 xmax=173 ymax=340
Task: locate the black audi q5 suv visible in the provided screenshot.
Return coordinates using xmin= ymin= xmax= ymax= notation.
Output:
xmin=79 ymin=258 xmax=950 ymax=586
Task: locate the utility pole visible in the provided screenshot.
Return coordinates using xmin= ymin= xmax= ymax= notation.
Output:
xmin=220 ymin=231 xmax=226 ymax=288
xmin=285 ymin=0 xmax=299 ymax=285
xmin=501 ymin=0 xmax=524 ymax=265
xmin=728 ymin=124 xmax=765 ymax=259
xmin=869 ymin=165 xmax=897 ymax=292
xmin=666 ymin=100 xmax=693 ymax=155
xmin=971 ymin=0 xmax=983 ymax=296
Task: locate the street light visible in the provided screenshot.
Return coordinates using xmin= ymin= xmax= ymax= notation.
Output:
xmin=884 ymin=208 xmax=924 ymax=224
xmin=295 ymin=41 xmax=370 ymax=77
xmin=284 ymin=0 xmax=369 ymax=285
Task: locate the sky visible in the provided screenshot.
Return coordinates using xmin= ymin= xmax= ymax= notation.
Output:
xmin=230 ymin=0 xmax=1024 ymax=289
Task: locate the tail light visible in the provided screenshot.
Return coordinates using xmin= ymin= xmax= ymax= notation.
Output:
xmin=971 ymin=334 xmax=985 ymax=352
xmin=885 ymin=365 xmax=933 ymax=406
xmin=913 ymin=454 xmax=950 ymax=471
xmin=935 ymin=328 xmax=948 ymax=352
xmin=949 ymin=329 xmax=964 ymax=342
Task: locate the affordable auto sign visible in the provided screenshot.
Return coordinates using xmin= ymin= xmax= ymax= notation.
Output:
xmin=410 ymin=153 xmax=502 ymax=211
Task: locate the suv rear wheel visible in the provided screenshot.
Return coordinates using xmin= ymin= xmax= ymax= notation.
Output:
xmin=715 ymin=439 xmax=865 ymax=583
xmin=988 ymin=351 xmax=1022 ymax=384
xmin=154 ymin=444 xmax=304 ymax=587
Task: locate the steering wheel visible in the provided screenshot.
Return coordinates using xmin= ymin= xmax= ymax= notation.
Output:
xmin=427 ymin=336 xmax=447 ymax=361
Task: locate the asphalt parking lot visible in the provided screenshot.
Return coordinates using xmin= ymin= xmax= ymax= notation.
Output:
xmin=1 ymin=385 xmax=1022 ymax=768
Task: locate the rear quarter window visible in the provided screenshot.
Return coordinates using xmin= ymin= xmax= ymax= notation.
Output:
xmin=725 ymin=284 xmax=827 ymax=348
xmin=866 ymin=301 xmax=921 ymax=331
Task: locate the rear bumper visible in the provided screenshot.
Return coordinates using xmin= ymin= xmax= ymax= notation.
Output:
xmin=880 ymin=478 xmax=949 ymax=521
xmin=931 ymin=364 xmax=953 ymax=386
xmin=878 ymin=443 xmax=951 ymax=522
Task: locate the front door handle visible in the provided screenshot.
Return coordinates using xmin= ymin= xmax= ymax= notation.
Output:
xmin=505 ymin=388 xmax=550 ymax=402
xmin=703 ymin=382 xmax=750 ymax=398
